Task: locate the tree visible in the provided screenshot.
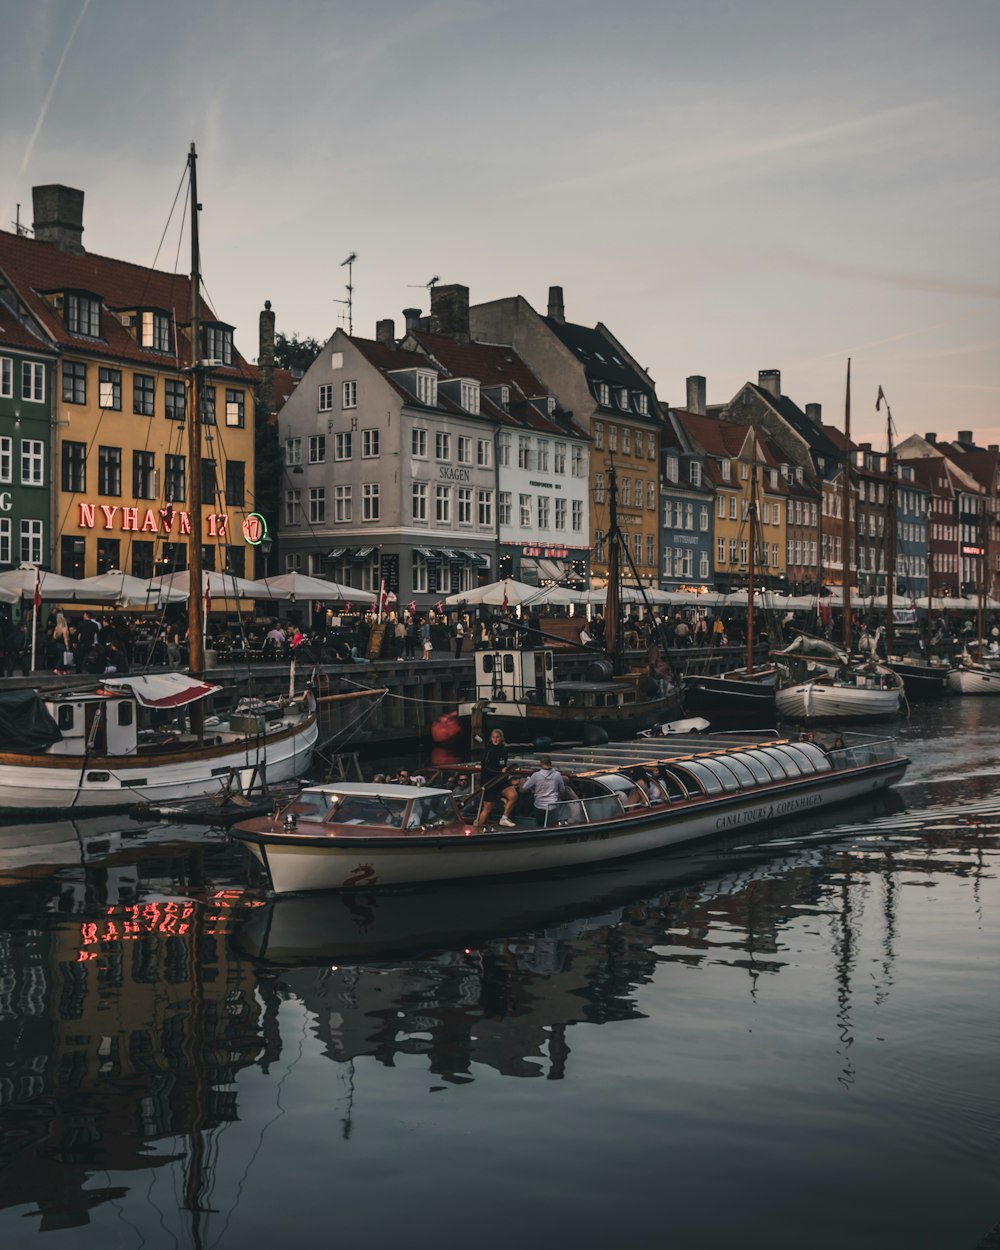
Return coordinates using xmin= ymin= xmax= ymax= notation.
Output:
xmin=274 ymin=332 xmax=322 ymax=373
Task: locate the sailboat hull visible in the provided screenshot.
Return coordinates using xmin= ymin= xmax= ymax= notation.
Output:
xmin=682 ymin=671 xmax=777 ymax=720
xmin=946 ymin=666 xmax=1000 ymax=696
xmin=776 ymin=683 xmax=902 ymax=722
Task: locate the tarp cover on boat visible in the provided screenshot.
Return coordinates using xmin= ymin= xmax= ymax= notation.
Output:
xmin=0 ymin=690 xmax=62 ymax=751
xmin=103 ymin=673 xmax=221 ymax=708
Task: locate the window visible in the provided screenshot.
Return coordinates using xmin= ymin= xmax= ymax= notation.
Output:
xmin=595 ymin=472 xmax=605 ymax=503
xmin=62 ymin=441 xmax=86 ymax=492
xmin=309 ymin=435 xmax=326 ymax=464
xmin=700 ymin=505 xmax=709 ymax=532
xmin=648 ymin=482 xmax=656 ymax=510
xmin=595 ymin=530 xmax=605 ymax=564
xmin=334 ymin=432 xmax=352 ymax=460
xmin=318 ymin=384 xmax=333 ymax=411
xmin=594 ymin=423 xmax=604 ymax=450
xmin=284 ymin=550 xmax=303 ymax=572
xmin=0 ymin=436 xmax=11 ymax=483
xmin=285 ymin=437 xmax=302 ymax=466
xmin=164 ymin=453 xmax=185 ymax=502
xmin=458 ymin=488 xmax=472 ymax=525
xmin=60 ymin=536 xmax=84 ymax=580
xmin=609 ymin=425 xmax=617 ymax=452
xmin=0 ymin=357 xmax=10 ymax=398
xmin=720 ymin=458 xmax=731 ymax=481
xmin=20 ymin=519 xmax=43 ymax=564
xmin=132 ymin=373 xmax=155 ymax=416
xmin=22 ymin=362 xmax=44 ymax=402
xmin=773 ymin=503 xmax=781 ymax=526
xmin=519 ymin=494 xmax=531 ymax=527
xmin=572 ymin=500 xmax=583 ymax=531
xmin=416 ymin=372 xmax=437 ymax=406
xmin=498 ymin=433 xmax=511 ymax=466
xmin=477 ymin=438 xmax=492 ymax=468
xmin=226 ymin=460 xmax=245 ymax=506
xmin=21 ymin=440 xmax=44 ymax=486
xmin=772 ymin=543 xmax=779 ymax=567
xmin=130 ymin=540 xmax=154 ymax=579
xmin=717 ymin=538 xmax=726 ymax=564
xmin=554 ymin=442 xmax=566 ymax=474
xmin=538 ymin=440 xmax=550 ymax=472
xmin=204 ymin=323 xmax=233 ymax=366
xmin=342 ymin=380 xmax=357 ymax=408
xmin=96 ymin=537 xmax=120 ymax=574
xmin=635 ymin=431 xmax=644 ymax=458
xmin=699 ymin=551 xmax=709 ymax=579
xmin=457 ymin=436 xmax=472 ymax=464
xmin=729 ymin=496 xmax=737 ymax=520
xmin=518 ymin=437 xmax=532 ymax=469
xmin=597 ymin=383 xmax=610 ymax=406
xmin=435 ymin=432 xmax=451 ymax=461
xmin=571 ymin=445 xmax=584 ymax=477
xmin=622 ymin=428 xmax=631 ymax=455
xmin=63 ymin=360 xmax=86 ymax=404
xmin=285 ymin=489 xmax=301 ymax=525
xmin=436 ymin=485 xmax=451 ymax=523
xmin=729 ymin=538 xmax=738 ymax=563
xmin=637 ymin=394 xmax=649 ymax=415
xmin=690 ymin=461 xmax=702 ymax=486
xmin=140 ymin=310 xmax=171 ymax=352
xmin=198 ymin=457 xmax=215 ymax=500
xmin=225 ymin=388 xmax=245 ymax=427
xmin=537 ymin=496 xmax=550 ymax=528
xmin=555 ymin=498 xmax=566 ymax=529
xmin=499 ymin=493 xmax=511 ymax=525
xmin=647 ymin=534 xmax=655 ymax=565
xmin=362 ymin=429 xmax=379 ymax=458
xmin=165 ymin=379 xmax=186 ymax=421
xmin=648 ymin=437 xmax=656 ymax=461
xmin=412 ymin=550 xmax=428 ymax=592
xmin=363 ymin=483 xmax=380 ymax=521
xmin=225 ymin=545 xmax=245 ymax=578
xmin=201 ymin=386 xmax=216 ymax=424
xmin=412 ymin=428 xmax=427 ymax=457
xmin=634 ymin=533 xmax=642 ymax=562
xmin=621 ymin=479 xmax=631 ymax=507
xmin=66 ymin=292 xmax=100 ymax=337
xmin=461 ymin=381 xmax=479 ymax=413
xmin=412 ymin=482 xmax=427 ymax=521
xmin=478 ymin=489 xmax=493 ymax=526
xmin=98 ymin=367 xmax=121 ymax=410
xmin=309 ymin=486 xmax=326 ymax=523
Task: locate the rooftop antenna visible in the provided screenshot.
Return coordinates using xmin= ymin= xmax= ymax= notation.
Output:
xmin=335 ymin=251 xmax=357 ymax=334
xmin=408 ymin=275 xmax=439 ymax=291
xmin=11 ymin=205 xmax=31 ymax=237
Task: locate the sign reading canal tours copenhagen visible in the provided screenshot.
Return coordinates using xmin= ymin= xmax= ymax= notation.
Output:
xmin=78 ymin=503 xmax=232 ymax=537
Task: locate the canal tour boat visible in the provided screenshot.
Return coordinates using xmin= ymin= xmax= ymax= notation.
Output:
xmin=229 ymin=730 xmax=909 ymax=894
xmin=0 ymin=674 xmax=318 ymax=813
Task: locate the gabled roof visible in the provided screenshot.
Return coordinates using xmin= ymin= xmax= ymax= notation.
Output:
xmin=542 ymin=317 xmax=659 ymax=414
xmin=0 ymin=229 xmax=253 ymax=379
xmin=0 ymin=301 xmax=56 ymax=355
xmin=672 ymin=410 xmax=789 ymax=493
xmin=350 ymin=336 xmax=468 ymax=417
xmin=744 ymin=382 xmax=842 ymax=462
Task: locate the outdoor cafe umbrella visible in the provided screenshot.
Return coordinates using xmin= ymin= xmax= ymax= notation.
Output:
xmin=149 ymin=569 xmax=263 ymax=600
xmin=0 ymin=565 xmax=117 ymax=602
xmin=255 ymin=572 xmax=377 ymax=603
xmin=445 ymin=578 xmax=539 ymax=607
xmin=73 ymin=571 xmax=188 ymax=608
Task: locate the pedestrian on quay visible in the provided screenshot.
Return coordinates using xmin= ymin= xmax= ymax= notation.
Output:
xmin=453 ymin=617 xmax=465 ymax=659
xmin=404 ymin=617 xmax=418 ymax=660
xmin=420 ymin=617 xmax=432 ymax=660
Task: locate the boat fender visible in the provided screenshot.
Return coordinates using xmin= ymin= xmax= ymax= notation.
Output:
xmin=581 ymin=723 xmax=610 ymax=746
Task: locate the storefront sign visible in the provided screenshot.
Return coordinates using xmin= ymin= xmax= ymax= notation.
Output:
xmin=439 ymin=466 xmax=471 ymax=482
xmin=78 ymin=503 xmax=230 ymax=536
xmin=521 ymin=546 xmax=570 ymax=558
xmin=242 ymin=512 xmax=268 ymax=545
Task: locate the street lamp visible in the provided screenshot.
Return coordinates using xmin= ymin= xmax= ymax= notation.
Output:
xmin=260 ymin=533 xmax=273 ymax=580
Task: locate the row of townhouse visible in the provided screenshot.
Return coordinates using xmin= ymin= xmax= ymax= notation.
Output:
xmin=0 ymin=184 xmax=258 ymax=584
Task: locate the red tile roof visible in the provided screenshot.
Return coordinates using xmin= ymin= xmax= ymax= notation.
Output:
xmin=0 ymin=301 xmax=56 ymax=355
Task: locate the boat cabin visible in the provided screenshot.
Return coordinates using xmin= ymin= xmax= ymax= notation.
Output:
xmin=43 ymin=691 xmax=138 ymax=756
xmin=475 ymin=648 xmax=557 ymax=707
xmin=281 ymin=782 xmax=461 ymax=832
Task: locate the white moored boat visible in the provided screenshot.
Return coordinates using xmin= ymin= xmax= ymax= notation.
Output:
xmin=775 ymin=664 xmax=905 ymax=721
xmin=0 ymin=674 xmax=318 ymax=812
xmin=230 ymin=731 xmax=909 ymax=893
xmin=946 ymin=658 xmax=1000 ymax=696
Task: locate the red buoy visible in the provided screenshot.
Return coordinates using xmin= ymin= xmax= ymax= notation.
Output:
xmin=431 ymin=711 xmax=463 ymax=745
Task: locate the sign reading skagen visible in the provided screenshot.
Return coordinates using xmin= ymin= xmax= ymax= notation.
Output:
xmin=714 ymin=790 xmax=823 ymax=831
xmin=77 ymin=502 xmax=231 ymax=536
xmin=438 ymin=466 xmax=471 ymax=482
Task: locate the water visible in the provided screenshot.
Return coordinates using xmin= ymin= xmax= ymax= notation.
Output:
xmin=1 ymin=702 xmax=998 ymax=1249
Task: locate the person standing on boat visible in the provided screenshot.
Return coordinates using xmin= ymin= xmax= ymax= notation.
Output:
xmin=476 ymin=728 xmax=518 ymax=828
xmin=518 ymin=755 xmax=567 ymax=827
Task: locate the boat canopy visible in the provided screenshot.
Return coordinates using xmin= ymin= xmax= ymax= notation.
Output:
xmin=0 ymin=690 xmax=62 ymax=751
xmin=103 ymin=672 xmax=221 ymax=708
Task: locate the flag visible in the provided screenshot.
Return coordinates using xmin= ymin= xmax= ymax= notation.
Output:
xmin=33 ymin=568 xmax=41 ymax=614
xmin=344 ymin=601 xmax=353 ymax=614
xmin=876 ymin=386 xmax=886 ymax=411
xmin=205 ymin=576 xmax=212 ymax=616
xmin=435 ymin=600 xmax=444 ymax=614
xmin=408 ymin=600 xmax=417 ymax=614
xmin=378 ymin=578 xmax=388 ymax=615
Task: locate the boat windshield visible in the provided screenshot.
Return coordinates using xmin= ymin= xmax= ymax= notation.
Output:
xmin=284 ymin=791 xmax=332 ymax=823
xmin=406 ymin=794 xmax=457 ymax=829
xmin=331 ymin=794 xmax=408 ymax=827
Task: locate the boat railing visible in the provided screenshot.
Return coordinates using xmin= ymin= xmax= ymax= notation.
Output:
xmin=542 ymin=793 xmax=626 ymax=827
xmin=827 ymin=738 xmax=899 ymax=769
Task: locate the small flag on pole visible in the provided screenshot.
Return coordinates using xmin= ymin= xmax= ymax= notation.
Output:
xmin=205 ymin=576 xmax=212 ymax=616
xmin=876 ymin=386 xmax=886 ymax=411
xmin=33 ymin=568 xmax=42 ymax=614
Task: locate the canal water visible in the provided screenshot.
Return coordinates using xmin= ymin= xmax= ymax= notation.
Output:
xmin=0 ymin=701 xmax=998 ymax=1250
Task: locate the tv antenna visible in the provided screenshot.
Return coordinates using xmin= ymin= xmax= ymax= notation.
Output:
xmin=11 ymin=205 xmax=31 ymax=237
xmin=335 ymin=251 xmax=357 ymax=334
xmin=408 ymin=275 xmax=439 ymax=291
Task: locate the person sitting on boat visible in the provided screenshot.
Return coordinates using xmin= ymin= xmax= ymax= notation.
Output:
xmin=579 ymin=624 xmax=595 ymax=647
xmin=476 ymin=729 xmax=518 ymax=829
xmin=393 ymin=770 xmax=412 ymax=785
xmin=518 ymin=755 xmax=567 ymax=827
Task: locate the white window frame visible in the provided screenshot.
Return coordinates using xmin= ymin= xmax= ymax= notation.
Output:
xmin=284 ymin=489 xmax=301 ymax=525
xmin=0 ymin=436 xmax=11 ymax=484
xmin=498 ymin=492 xmax=511 ymax=526
xmin=572 ymin=500 xmax=583 ymax=531
xmin=20 ymin=518 xmax=43 ymax=564
xmin=477 ymin=439 xmax=492 ymax=468
xmin=498 ymin=433 xmax=511 ymax=466
xmin=22 ymin=362 xmax=44 ymax=403
xmin=342 ymin=380 xmax=357 ymax=409
xmin=435 ymin=431 xmax=451 ymax=461
xmin=309 ymin=487 xmax=326 ymax=524
xmin=537 ymin=496 xmax=550 ymax=529
xmin=334 ymin=432 xmax=352 ymax=461
xmin=21 ymin=439 xmax=44 ymax=486
xmin=477 ymin=489 xmax=493 ymax=527
xmin=571 ymin=445 xmax=584 ymax=477
xmin=318 ymin=384 xmax=333 ymax=411
xmin=334 ymin=485 xmax=352 ymax=523
xmin=0 ymin=517 xmax=9 ymax=565
xmin=555 ymin=498 xmax=566 ymax=529
xmin=362 ymin=429 xmax=379 ymax=458
xmin=0 ymin=357 xmax=11 ymax=398
xmin=309 ymin=435 xmax=326 ymax=464
xmin=519 ymin=494 xmax=531 ymax=527
xmin=363 ymin=483 xmax=380 ymax=521
xmin=457 ymin=487 xmax=472 ymax=526
xmin=416 ymin=371 xmax=438 ymax=406
xmin=284 ymin=437 xmax=302 ymax=466
xmin=457 ymin=436 xmax=472 ymax=465
xmin=412 ymin=428 xmax=427 ymax=458
xmin=554 ymin=442 xmax=566 ymax=474
xmin=412 ymin=481 xmax=427 ymax=522
xmin=435 ymin=484 xmax=451 ymax=523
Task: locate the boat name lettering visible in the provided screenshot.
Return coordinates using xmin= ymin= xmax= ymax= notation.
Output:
xmin=78 ymin=502 xmax=230 ymax=536
xmin=438 ymin=466 xmax=471 ymax=482
xmin=715 ymin=792 xmax=823 ymax=830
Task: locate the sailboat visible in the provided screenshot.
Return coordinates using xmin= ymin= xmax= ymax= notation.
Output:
xmin=682 ymin=428 xmax=777 ymax=722
xmin=775 ymin=363 xmax=904 ymax=723
xmin=0 ymin=145 xmax=318 ymax=812
xmin=457 ymin=464 xmax=682 ymax=744
xmin=946 ymin=493 xmax=1000 ymax=695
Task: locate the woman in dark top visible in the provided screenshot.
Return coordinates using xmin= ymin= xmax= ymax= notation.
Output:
xmin=475 ymin=728 xmax=518 ymax=828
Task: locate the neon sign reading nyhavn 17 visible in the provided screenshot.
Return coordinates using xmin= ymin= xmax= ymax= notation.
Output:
xmin=78 ymin=503 xmax=230 ymax=536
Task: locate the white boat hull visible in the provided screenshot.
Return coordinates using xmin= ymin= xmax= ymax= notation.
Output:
xmin=946 ymin=666 xmax=1000 ymax=696
xmin=775 ymin=683 xmax=902 ymax=721
xmin=237 ymin=759 xmax=907 ymax=893
xmin=0 ymin=717 xmax=318 ymax=812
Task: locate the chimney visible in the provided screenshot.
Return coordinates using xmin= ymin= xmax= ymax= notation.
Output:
xmin=685 ymin=375 xmax=706 ymax=415
xmin=805 ymin=402 xmax=822 ymax=426
xmin=957 ymin=430 xmax=973 ymax=446
xmin=757 ymin=369 xmax=781 ymax=398
xmin=32 ymin=184 xmax=85 ymax=254
xmin=430 ymin=284 xmax=470 ymax=342
xmin=547 ymin=285 xmax=565 ymax=324
xmin=402 ymin=307 xmax=422 ymax=334
xmin=925 ymin=432 xmax=937 ymax=444
xmin=376 ymin=318 xmax=395 ymax=348
xmin=258 ymin=300 xmax=276 ymax=416
xmin=989 ymin=444 xmax=998 ymax=453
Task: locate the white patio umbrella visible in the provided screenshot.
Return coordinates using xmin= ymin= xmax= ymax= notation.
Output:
xmin=0 ymin=565 xmax=118 ymax=602
xmin=445 ymin=578 xmax=539 ymax=607
xmin=73 ymin=571 xmax=188 ymax=607
xmin=522 ymin=584 xmax=588 ymax=607
xmin=255 ymin=573 xmax=377 ymax=603
xmin=0 ymin=583 xmax=17 ymax=605
xmin=585 ymin=586 xmax=674 ymax=606
xmin=149 ymin=569 xmax=262 ymax=600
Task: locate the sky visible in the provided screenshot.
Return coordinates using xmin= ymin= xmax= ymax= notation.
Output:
xmin=2 ymin=0 xmax=998 ymax=449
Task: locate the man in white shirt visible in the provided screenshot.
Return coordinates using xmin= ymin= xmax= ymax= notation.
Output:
xmin=519 ymin=756 xmax=566 ymax=826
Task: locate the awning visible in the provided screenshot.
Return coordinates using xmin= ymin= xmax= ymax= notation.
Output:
xmin=538 ymin=558 xmax=566 ymax=581
xmin=468 ymin=551 xmax=490 ymax=568
xmin=414 ymin=547 xmax=436 ymax=559
xmin=103 ymin=673 xmax=221 ymax=708
xmin=437 ymin=547 xmax=460 ymax=561
xmin=350 ymin=547 xmax=375 ymax=560
xmin=327 ymin=548 xmax=348 ymax=559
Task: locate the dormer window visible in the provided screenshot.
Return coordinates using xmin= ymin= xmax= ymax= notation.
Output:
xmin=66 ymin=292 xmax=101 ymax=338
xmin=547 ymin=396 xmax=556 ymax=415
xmin=666 ymin=454 xmax=679 ymax=483
xmin=416 ymin=371 xmax=437 ymax=406
xmin=597 ymin=382 xmax=610 ymax=406
xmin=139 ymin=309 xmax=172 ymax=353
xmin=721 ymin=458 xmax=731 ymax=481
xmin=795 ymin=466 xmax=803 ymax=483
xmin=460 ymin=380 xmax=480 ymax=413
xmin=636 ymin=393 xmax=648 ymax=415
xmin=203 ymin=323 xmax=234 ymax=366
xmin=499 ymin=385 xmax=510 ymax=410
xmin=690 ymin=461 xmax=701 ymax=486
xmin=617 ymin=387 xmax=630 ymax=410
xmin=769 ymin=469 xmax=779 ymax=488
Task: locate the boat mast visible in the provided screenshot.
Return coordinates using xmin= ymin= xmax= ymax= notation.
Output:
xmin=187 ymin=143 xmax=205 ymax=680
xmin=842 ymin=359 xmax=853 ymax=652
xmin=746 ymin=431 xmax=757 ymax=673
xmin=977 ymin=490 xmax=987 ymax=662
xmin=880 ymin=387 xmax=896 ymax=655
xmin=604 ymin=462 xmax=625 ymax=676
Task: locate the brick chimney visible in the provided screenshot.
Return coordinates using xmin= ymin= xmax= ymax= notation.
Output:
xmin=258 ymin=300 xmax=276 ymax=416
xmin=547 ymin=285 xmax=565 ymax=324
xmin=376 ymin=318 xmax=395 ymax=348
xmin=805 ymin=402 xmax=822 ymax=426
xmin=957 ymin=430 xmax=973 ymax=446
xmin=32 ymin=184 xmax=85 ymax=254
xmin=685 ymin=375 xmax=706 ymax=415
xmin=757 ymin=369 xmax=781 ymax=398
xmin=925 ymin=432 xmax=937 ymax=444
xmin=402 ymin=308 xmax=422 ymax=333
xmin=430 ymin=284 xmax=470 ymax=342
